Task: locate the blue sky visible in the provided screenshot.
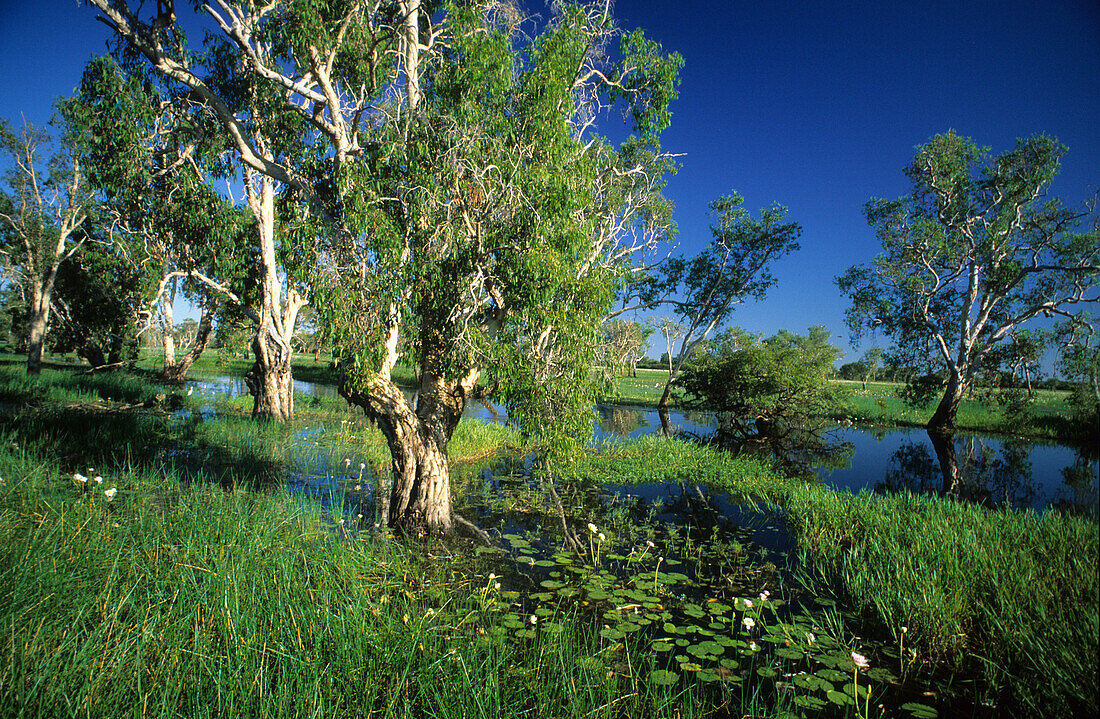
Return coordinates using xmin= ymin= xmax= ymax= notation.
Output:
xmin=1 ymin=0 xmax=1098 ymax=363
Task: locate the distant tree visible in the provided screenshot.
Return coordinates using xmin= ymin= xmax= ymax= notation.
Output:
xmin=603 ymin=319 xmax=652 ymax=377
xmin=859 ymin=347 xmax=885 ymax=389
xmin=1056 ymin=315 xmax=1099 ymax=426
xmin=838 ymin=361 xmax=866 ymax=382
xmin=0 ymin=118 xmax=91 ymax=374
xmin=646 ymin=193 xmax=801 ymax=408
xmin=678 ymin=325 xmax=845 ymax=438
xmin=837 ymin=131 xmax=1099 ymax=430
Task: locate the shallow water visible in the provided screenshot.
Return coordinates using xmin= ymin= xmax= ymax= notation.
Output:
xmin=192 ymin=373 xmax=1099 ymax=516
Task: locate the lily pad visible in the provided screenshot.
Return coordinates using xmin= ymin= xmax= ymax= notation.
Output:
xmin=648 ymin=669 xmax=678 ymax=686
xmin=900 ymin=702 xmax=939 ymax=718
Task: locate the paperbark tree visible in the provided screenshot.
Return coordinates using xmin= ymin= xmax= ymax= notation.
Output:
xmin=67 ymin=40 xmax=305 ymax=410
xmin=837 ymin=131 xmax=1099 ymax=430
xmin=86 ymin=0 xmax=680 ymax=533
xmin=0 ymin=119 xmax=90 ymax=374
xmin=646 ymin=193 xmax=802 ymax=409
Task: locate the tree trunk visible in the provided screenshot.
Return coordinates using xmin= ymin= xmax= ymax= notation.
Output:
xmin=341 ymin=370 xmax=467 ymax=534
xmin=245 ymin=333 xmax=294 ymax=420
xmin=240 ymin=170 xmax=305 ymax=422
xmin=163 ymin=294 xmax=216 ymax=383
xmin=928 ymin=369 xmax=966 ymax=430
xmin=26 ymin=286 xmax=50 ymax=375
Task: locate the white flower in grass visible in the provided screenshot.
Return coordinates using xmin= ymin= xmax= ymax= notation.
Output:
xmin=806 ymin=633 xmax=816 ymax=645
xmin=94 ymin=476 xmax=103 ymax=485
xmin=359 ymin=463 xmax=366 ymax=470
xmin=73 ymin=473 xmax=88 ymax=484
xmin=587 ymin=522 xmax=598 ymax=534
xmin=742 ymin=617 xmax=755 ymax=630
xmin=529 ymin=615 xmax=538 ymax=625
xmin=104 ymin=487 xmax=118 ymax=501
xmin=598 ymin=533 xmax=606 ymax=542
xmin=749 ymin=641 xmax=758 ymax=651
xmin=743 ymin=598 xmax=753 ymax=609
xmin=494 ymin=582 xmax=501 ymax=590
xmin=488 ymin=573 xmax=496 ymax=581
xmin=851 ymin=651 xmax=869 ymax=668
xmin=759 ymin=590 xmax=770 ymax=601
xmin=355 ymin=484 xmax=361 ymax=491
xmin=645 ymin=540 xmax=655 ymax=548
xmin=344 ymin=458 xmax=351 ymax=467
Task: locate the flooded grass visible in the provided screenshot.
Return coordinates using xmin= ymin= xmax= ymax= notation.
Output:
xmin=0 ymin=363 xmax=1096 ymax=717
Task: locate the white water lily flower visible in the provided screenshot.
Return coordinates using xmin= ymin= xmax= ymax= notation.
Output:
xmin=742 ymin=617 xmax=755 ymax=630
xmin=104 ymin=488 xmax=117 ymax=501
xmin=851 ymin=651 xmax=869 ymax=668
xmin=587 ymin=522 xmax=598 ymax=534
xmin=749 ymin=641 xmax=758 ymax=651
xmin=759 ymin=590 xmax=770 ymax=601
xmin=488 ymin=573 xmax=496 ymax=581
xmin=494 ymin=582 xmax=501 ymax=590
xmin=529 ymin=615 xmax=538 ymax=625
xmin=806 ymin=632 xmax=816 ymax=644
xmin=743 ymin=598 xmax=753 ymax=608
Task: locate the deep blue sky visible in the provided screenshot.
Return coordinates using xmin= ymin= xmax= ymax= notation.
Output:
xmin=1 ymin=1 xmax=1098 ymax=362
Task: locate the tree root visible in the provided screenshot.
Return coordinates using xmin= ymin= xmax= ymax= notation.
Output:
xmin=453 ymin=512 xmax=493 ymax=546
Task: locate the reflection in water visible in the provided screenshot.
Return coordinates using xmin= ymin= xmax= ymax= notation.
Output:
xmin=707 ymin=419 xmax=856 ymax=482
xmin=885 ymin=431 xmax=1039 ymax=511
xmin=190 ymin=374 xmax=1099 ymax=515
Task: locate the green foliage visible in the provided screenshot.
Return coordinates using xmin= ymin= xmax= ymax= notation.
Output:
xmin=677 ymin=326 xmax=846 ymax=433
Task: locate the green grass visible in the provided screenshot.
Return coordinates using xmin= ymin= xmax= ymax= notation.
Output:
xmin=1 ymin=359 xmax=1096 ymax=716
xmin=782 ymin=485 xmax=1099 ymax=714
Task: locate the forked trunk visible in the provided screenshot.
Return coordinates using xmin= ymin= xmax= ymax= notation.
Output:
xmin=245 ymin=327 xmax=294 ymax=421
xmin=927 ymin=369 xmax=966 ymax=430
xmin=162 ymin=297 xmax=216 ymax=383
xmin=341 ymin=371 xmax=469 ymax=534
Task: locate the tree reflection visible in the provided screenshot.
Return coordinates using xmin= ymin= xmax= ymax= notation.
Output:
xmin=597 ymin=406 xmax=649 ymax=436
xmin=707 ymin=417 xmax=855 ymax=481
xmin=885 ymin=431 xmax=1038 ymax=510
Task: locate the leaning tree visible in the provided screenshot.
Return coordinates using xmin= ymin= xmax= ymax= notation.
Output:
xmin=837 ymin=131 xmax=1099 ymax=430
xmin=86 ymin=0 xmax=681 ymax=534
xmin=641 ymin=192 xmax=802 ymax=409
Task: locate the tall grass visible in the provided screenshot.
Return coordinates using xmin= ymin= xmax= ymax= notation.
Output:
xmin=0 ymin=463 xmax=743 ymax=718
xmin=784 ymin=485 xmax=1099 ymax=714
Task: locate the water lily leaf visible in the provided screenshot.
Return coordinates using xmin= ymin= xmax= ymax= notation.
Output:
xmin=776 ymin=646 xmax=806 ymax=660
xmin=675 ymin=638 xmax=689 ymax=647
xmin=756 ymin=667 xmax=777 ymax=678
xmin=866 ymin=667 xmax=899 ymax=684
xmin=540 ymin=580 xmax=565 ymax=589
xmin=816 ymin=669 xmax=849 ymax=683
xmin=652 ymin=642 xmax=674 ymax=652
xmin=900 ymin=702 xmax=938 ymax=718
xmin=698 ymin=669 xmax=720 ymax=682
xmin=648 ymin=669 xmax=678 ymax=686
xmin=587 ymin=589 xmax=609 ymax=601
xmin=794 ymin=695 xmax=827 ymax=710
xmin=557 ymin=587 xmax=578 ymax=598
xmin=534 ymin=560 xmax=555 ymax=567
xmin=826 ymin=689 xmax=852 ymax=706
xmin=679 ymin=662 xmax=702 ymax=672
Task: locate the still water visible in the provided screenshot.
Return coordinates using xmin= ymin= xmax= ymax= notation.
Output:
xmin=191 ymin=374 xmax=1099 ymax=515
